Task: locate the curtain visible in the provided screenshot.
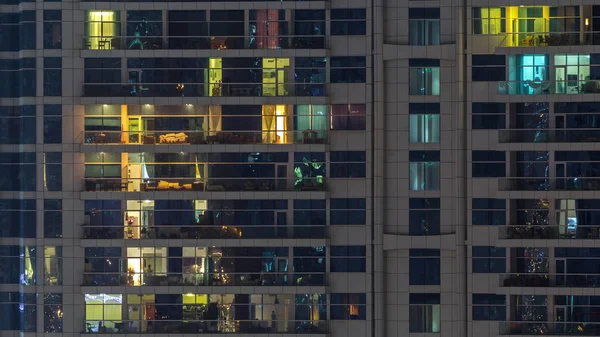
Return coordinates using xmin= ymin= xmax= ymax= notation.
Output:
xmin=87 ymin=11 xmax=116 ymax=50
xmin=312 ymin=105 xmax=327 ymax=138
xmin=208 ymin=105 xmax=222 ymax=135
xmin=262 ymin=105 xmax=276 ymax=143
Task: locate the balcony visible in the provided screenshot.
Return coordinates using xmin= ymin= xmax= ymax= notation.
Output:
xmin=83 ymin=36 xmax=327 ymax=50
xmin=493 ymin=32 xmax=600 ymax=48
xmin=500 ymin=273 xmax=600 ymax=288
xmin=500 ymin=225 xmax=600 ymax=240
xmin=82 ymin=272 xmax=326 ymax=287
xmin=82 ymin=130 xmax=327 ymax=145
xmin=82 ymin=225 xmax=327 ymax=240
xmin=82 ymin=178 xmax=326 ymax=192
xmin=84 ymin=320 xmax=328 ymax=334
xmin=83 ymin=83 xmax=326 ymax=97
xmin=500 ymin=321 xmax=600 ymax=336
xmin=498 ymin=178 xmax=600 ymax=191
xmin=498 ymin=129 xmax=600 ymax=143
xmin=498 ymin=80 xmax=600 ymax=95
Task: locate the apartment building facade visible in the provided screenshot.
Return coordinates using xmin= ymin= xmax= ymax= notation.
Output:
xmin=2 ymin=0 xmax=600 ymax=336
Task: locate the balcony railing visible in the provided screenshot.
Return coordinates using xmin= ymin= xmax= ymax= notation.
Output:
xmin=82 ymin=272 xmax=326 ymax=287
xmin=83 ymin=36 xmax=327 ymax=50
xmin=498 ymin=129 xmax=600 ymax=143
xmin=84 ymin=320 xmax=328 ymax=334
xmin=500 ymin=321 xmax=600 ymax=336
xmin=495 ymin=31 xmax=600 ymax=47
xmin=82 ymin=178 xmax=326 ymax=192
xmin=498 ymin=178 xmax=600 ymax=191
xmin=83 ymin=83 xmax=326 ymax=97
xmin=82 ymin=225 xmax=327 ymax=240
xmin=500 ymin=225 xmax=600 ymax=240
xmin=82 ymin=130 xmax=327 ymax=145
xmin=498 ymin=80 xmax=600 ymax=95
xmin=500 ymin=273 xmax=600 ymax=288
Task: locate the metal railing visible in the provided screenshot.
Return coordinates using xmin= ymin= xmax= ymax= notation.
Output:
xmin=498 ymin=178 xmax=600 ymax=191
xmin=83 ymin=35 xmax=328 ymax=50
xmin=82 ymin=177 xmax=326 ymax=192
xmin=84 ymin=320 xmax=328 ymax=334
xmin=500 ymin=273 xmax=600 ymax=288
xmin=82 ymin=272 xmax=326 ymax=287
xmin=493 ymin=31 xmax=600 ymax=47
xmin=83 ymin=83 xmax=327 ymax=97
xmin=498 ymin=80 xmax=600 ymax=95
xmin=498 ymin=129 xmax=600 ymax=143
xmin=500 ymin=321 xmax=600 ymax=335
xmin=82 ymin=225 xmax=327 ymax=240
xmin=500 ymin=225 xmax=600 ymax=240
xmin=82 ymin=130 xmax=327 ymax=145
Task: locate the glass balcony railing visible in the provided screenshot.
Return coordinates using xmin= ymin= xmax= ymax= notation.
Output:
xmin=498 ymin=129 xmax=600 ymax=143
xmin=83 ymin=83 xmax=326 ymax=97
xmin=82 ymin=272 xmax=326 ymax=287
xmin=500 ymin=321 xmax=600 ymax=336
xmin=499 ymin=225 xmax=600 ymax=240
xmin=83 ymin=36 xmax=327 ymax=50
xmin=82 ymin=130 xmax=327 ymax=145
xmin=500 ymin=273 xmax=600 ymax=288
xmin=84 ymin=320 xmax=328 ymax=334
xmin=498 ymin=178 xmax=600 ymax=191
xmin=498 ymin=80 xmax=600 ymax=95
xmin=82 ymin=225 xmax=327 ymax=240
xmin=82 ymin=178 xmax=326 ymax=192
xmin=494 ymin=32 xmax=600 ymax=47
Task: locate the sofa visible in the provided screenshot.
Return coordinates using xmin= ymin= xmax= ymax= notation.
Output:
xmin=158 ymin=132 xmax=188 ymax=144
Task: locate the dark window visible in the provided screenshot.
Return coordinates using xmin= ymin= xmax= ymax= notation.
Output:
xmin=409 ymin=293 xmax=440 ymax=333
xmin=331 ymin=246 xmax=366 ymax=272
xmin=472 ymin=150 xmax=506 ymax=177
xmin=472 ymin=198 xmax=506 ymax=226
xmin=409 ymin=8 xmax=440 ymax=45
xmin=0 ymin=246 xmax=37 ymax=285
xmin=472 ymin=246 xmax=506 ymax=273
xmin=44 ymin=105 xmax=62 ymax=144
xmin=294 ymin=10 xmax=326 ymax=49
xmin=44 ymin=293 xmax=63 ymax=333
xmin=0 ymin=152 xmax=36 ymax=191
xmin=0 ymin=292 xmax=36 ymax=331
xmin=330 ymin=151 xmax=366 ymax=178
xmin=409 ymin=249 xmax=440 ymax=285
xmin=0 ymin=58 xmax=36 ymax=98
xmin=330 ymin=56 xmax=366 ymax=83
xmin=43 ymin=10 xmax=62 ymax=49
xmin=330 ymin=198 xmax=366 ymax=225
xmin=331 ymin=104 xmax=366 ymax=130
xmin=330 ymin=293 xmax=366 ymax=320
xmin=0 ymin=199 xmax=36 ymax=238
xmin=472 ymin=103 xmax=506 ymax=129
xmin=45 ymin=153 xmax=62 ymax=192
xmin=331 ymin=9 xmax=366 ymax=35
xmin=0 ymin=11 xmax=36 ymax=51
xmin=44 ymin=199 xmax=62 ymax=238
xmin=409 ymin=198 xmax=440 ymax=235
xmin=44 ymin=57 xmax=62 ymax=96
xmin=472 ymin=54 xmax=505 ymax=81
xmin=473 ymin=294 xmax=506 ymax=321
xmin=0 ymin=105 xmax=36 ymax=144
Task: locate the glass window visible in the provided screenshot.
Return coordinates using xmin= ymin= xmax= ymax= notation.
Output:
xmin=330 ymin=246 xmax=366 ymax=272
xmin=44 ymin=246 xmax=62 ymax=285
xmin=409 ymin=293 xmax=440 ymax=333
xmin=472 ymin=103 xmax=506 ymax=129
xmin=472 ymin=150 xmax=506 ymax=177
xmin=472 ymin=198 xmax=506 ymax=226
xmin=409 ymin=198 xmax=440 ymax=235
xmin=330 ymin=56 xmax=366 ymax=83
xmin=294 ymin=10 xmax=326 ymax=48
xmin=472 ymin=246 xmax=506 ymax=273
xmin=126 ymin=11 xmax=163 ymax=50
xmin=85 ymin=11 xmax=121 ymax=50
xmin=0 ymin=152 xmax=36 ymax=191
xmin=330 ymin=198 xmax=366 ymax=225
xmin=331 ymin=104 xmax=366 ymax=130
xmin=44 ymin=57 xmax=62 ymax=96
xmin=44 ymin=105 xmax=62 ymax=143
xmin=44 ymin=293 xmax=63 ymax=332
xmin=409 ymin=249 xmax=440 ymax=285
xmin=0 ymin=245 xmax=36 ymax=285
xmin=472 ymin=8 xmax=506 ymax=34
xmin=0 ymin=292 xmax=36 ymax=331
xmin=409 ymin=151 xmax=440 ymax=190
xmin=331 ymin=9 xmax=366 ymax=35
xmin=409 ymin=8 xmax=440 ymax=45
xmin=44 ymin=199 xmax=62 ymax=238
xmin=0 ymin=199 xmax=36 ymax=238
xmin=472 ymin=54 xmax=505 ymax=81
xmin=45 ymin=153 xmax=62 ymax=192
xmin=472 ymin=294 xmax=506 ymax=321
xmin=555 ymin=54 xmax=591 ymax=94
xmin=0 ymin=105 xmax=36 ymax=144
xmin=410 ymin=115 xmax=440 ymax=143
xmin=330 ymin=293 xmax=366 ymax=320
xmin=409 ymin=59 xmax=440 ymax=95
xmin=43 ymin=10 xmax=62 ymax=49
xmin=330 ymin=151 xmax=366 ymax=178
